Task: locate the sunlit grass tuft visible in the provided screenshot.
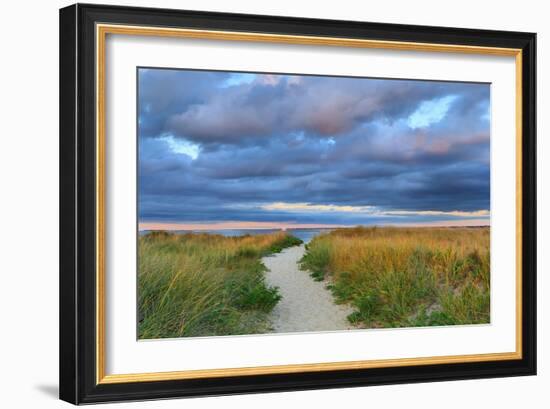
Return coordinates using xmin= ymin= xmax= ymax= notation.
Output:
xmin=300 ymin=226 xmax=490 ymax=328
xmin=138 ymin=231 xmax=302 ymax=339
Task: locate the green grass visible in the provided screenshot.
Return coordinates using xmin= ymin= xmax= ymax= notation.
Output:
xmin=138 ymin=231 xmax=302 ymax=339
xmin=300 ymin=226 xmax=490 ymax=328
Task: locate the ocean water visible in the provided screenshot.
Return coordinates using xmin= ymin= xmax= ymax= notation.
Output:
xmin=197 ymin=228 xmax=331 ymax=243
xmin=284 ymin=229 xmax=331 ymax=243
xmin=140 ymin=228 xmax=331 ymax=243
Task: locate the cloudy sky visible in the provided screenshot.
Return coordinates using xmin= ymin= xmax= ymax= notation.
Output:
xmin=138 ymin=68 xmax=490 ymax=230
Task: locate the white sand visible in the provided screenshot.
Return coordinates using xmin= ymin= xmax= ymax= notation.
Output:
xmin=263 ymin=244 xmax=355 ymax=333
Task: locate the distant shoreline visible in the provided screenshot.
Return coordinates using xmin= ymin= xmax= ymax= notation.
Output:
xmin=139 ymin=224 xmax=490 ymax=233
xmin=138 ymin=225 xmax=490 ymax=244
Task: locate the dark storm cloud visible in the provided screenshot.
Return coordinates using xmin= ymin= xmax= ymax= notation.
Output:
xmin=156 ymin=75 xmax=484 ymax=145
xmin=138 ymin=68 xmax=490 ymax=225
xmin=138 ymin=69 xmax=231 ymax=138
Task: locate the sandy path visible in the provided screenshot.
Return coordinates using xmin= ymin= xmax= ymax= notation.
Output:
xmin=263 ymin=244 xmax=355 ymax=333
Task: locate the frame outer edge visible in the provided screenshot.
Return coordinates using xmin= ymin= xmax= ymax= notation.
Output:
xmin=522 ymin=33 xmax=537 ymax=374
xmin=64 ymin=3 xmax=537 ymax=403
xmin=59 ymin=4 xmax=78 ymax=405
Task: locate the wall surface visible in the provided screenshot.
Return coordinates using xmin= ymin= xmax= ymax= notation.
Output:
xmin=1 ymin=0 xmax=546 ymax=407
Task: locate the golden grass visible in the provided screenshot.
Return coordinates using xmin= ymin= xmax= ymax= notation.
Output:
xmin=300 ymin=226 xmax=490 ymax=328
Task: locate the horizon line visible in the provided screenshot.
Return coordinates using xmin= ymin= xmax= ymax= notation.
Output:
xmin=139 ymin=219 xmax=490 ymax=231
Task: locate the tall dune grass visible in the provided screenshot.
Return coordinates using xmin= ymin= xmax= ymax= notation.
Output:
xmin=138 ymin=231 xmax=302 ymax=339
xmin=300 ymin=226 xmax=490 ymax=328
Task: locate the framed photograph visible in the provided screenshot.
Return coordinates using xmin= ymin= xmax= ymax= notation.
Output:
xmin=59 ymin=3 xmax=536 ymax=404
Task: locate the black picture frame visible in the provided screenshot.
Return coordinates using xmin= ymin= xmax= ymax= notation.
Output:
xmin=60 ymin=3 xmax=536 ymax=404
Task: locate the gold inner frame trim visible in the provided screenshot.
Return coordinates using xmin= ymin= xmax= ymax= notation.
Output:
xmin=95 ymin=23 xmax=523 ymax=385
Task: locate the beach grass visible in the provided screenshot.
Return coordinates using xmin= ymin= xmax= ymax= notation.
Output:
xmin=138 ymin=231 xmax=302 ymax=339
xmin=300 ymin=226 xmax=490 ymax=328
